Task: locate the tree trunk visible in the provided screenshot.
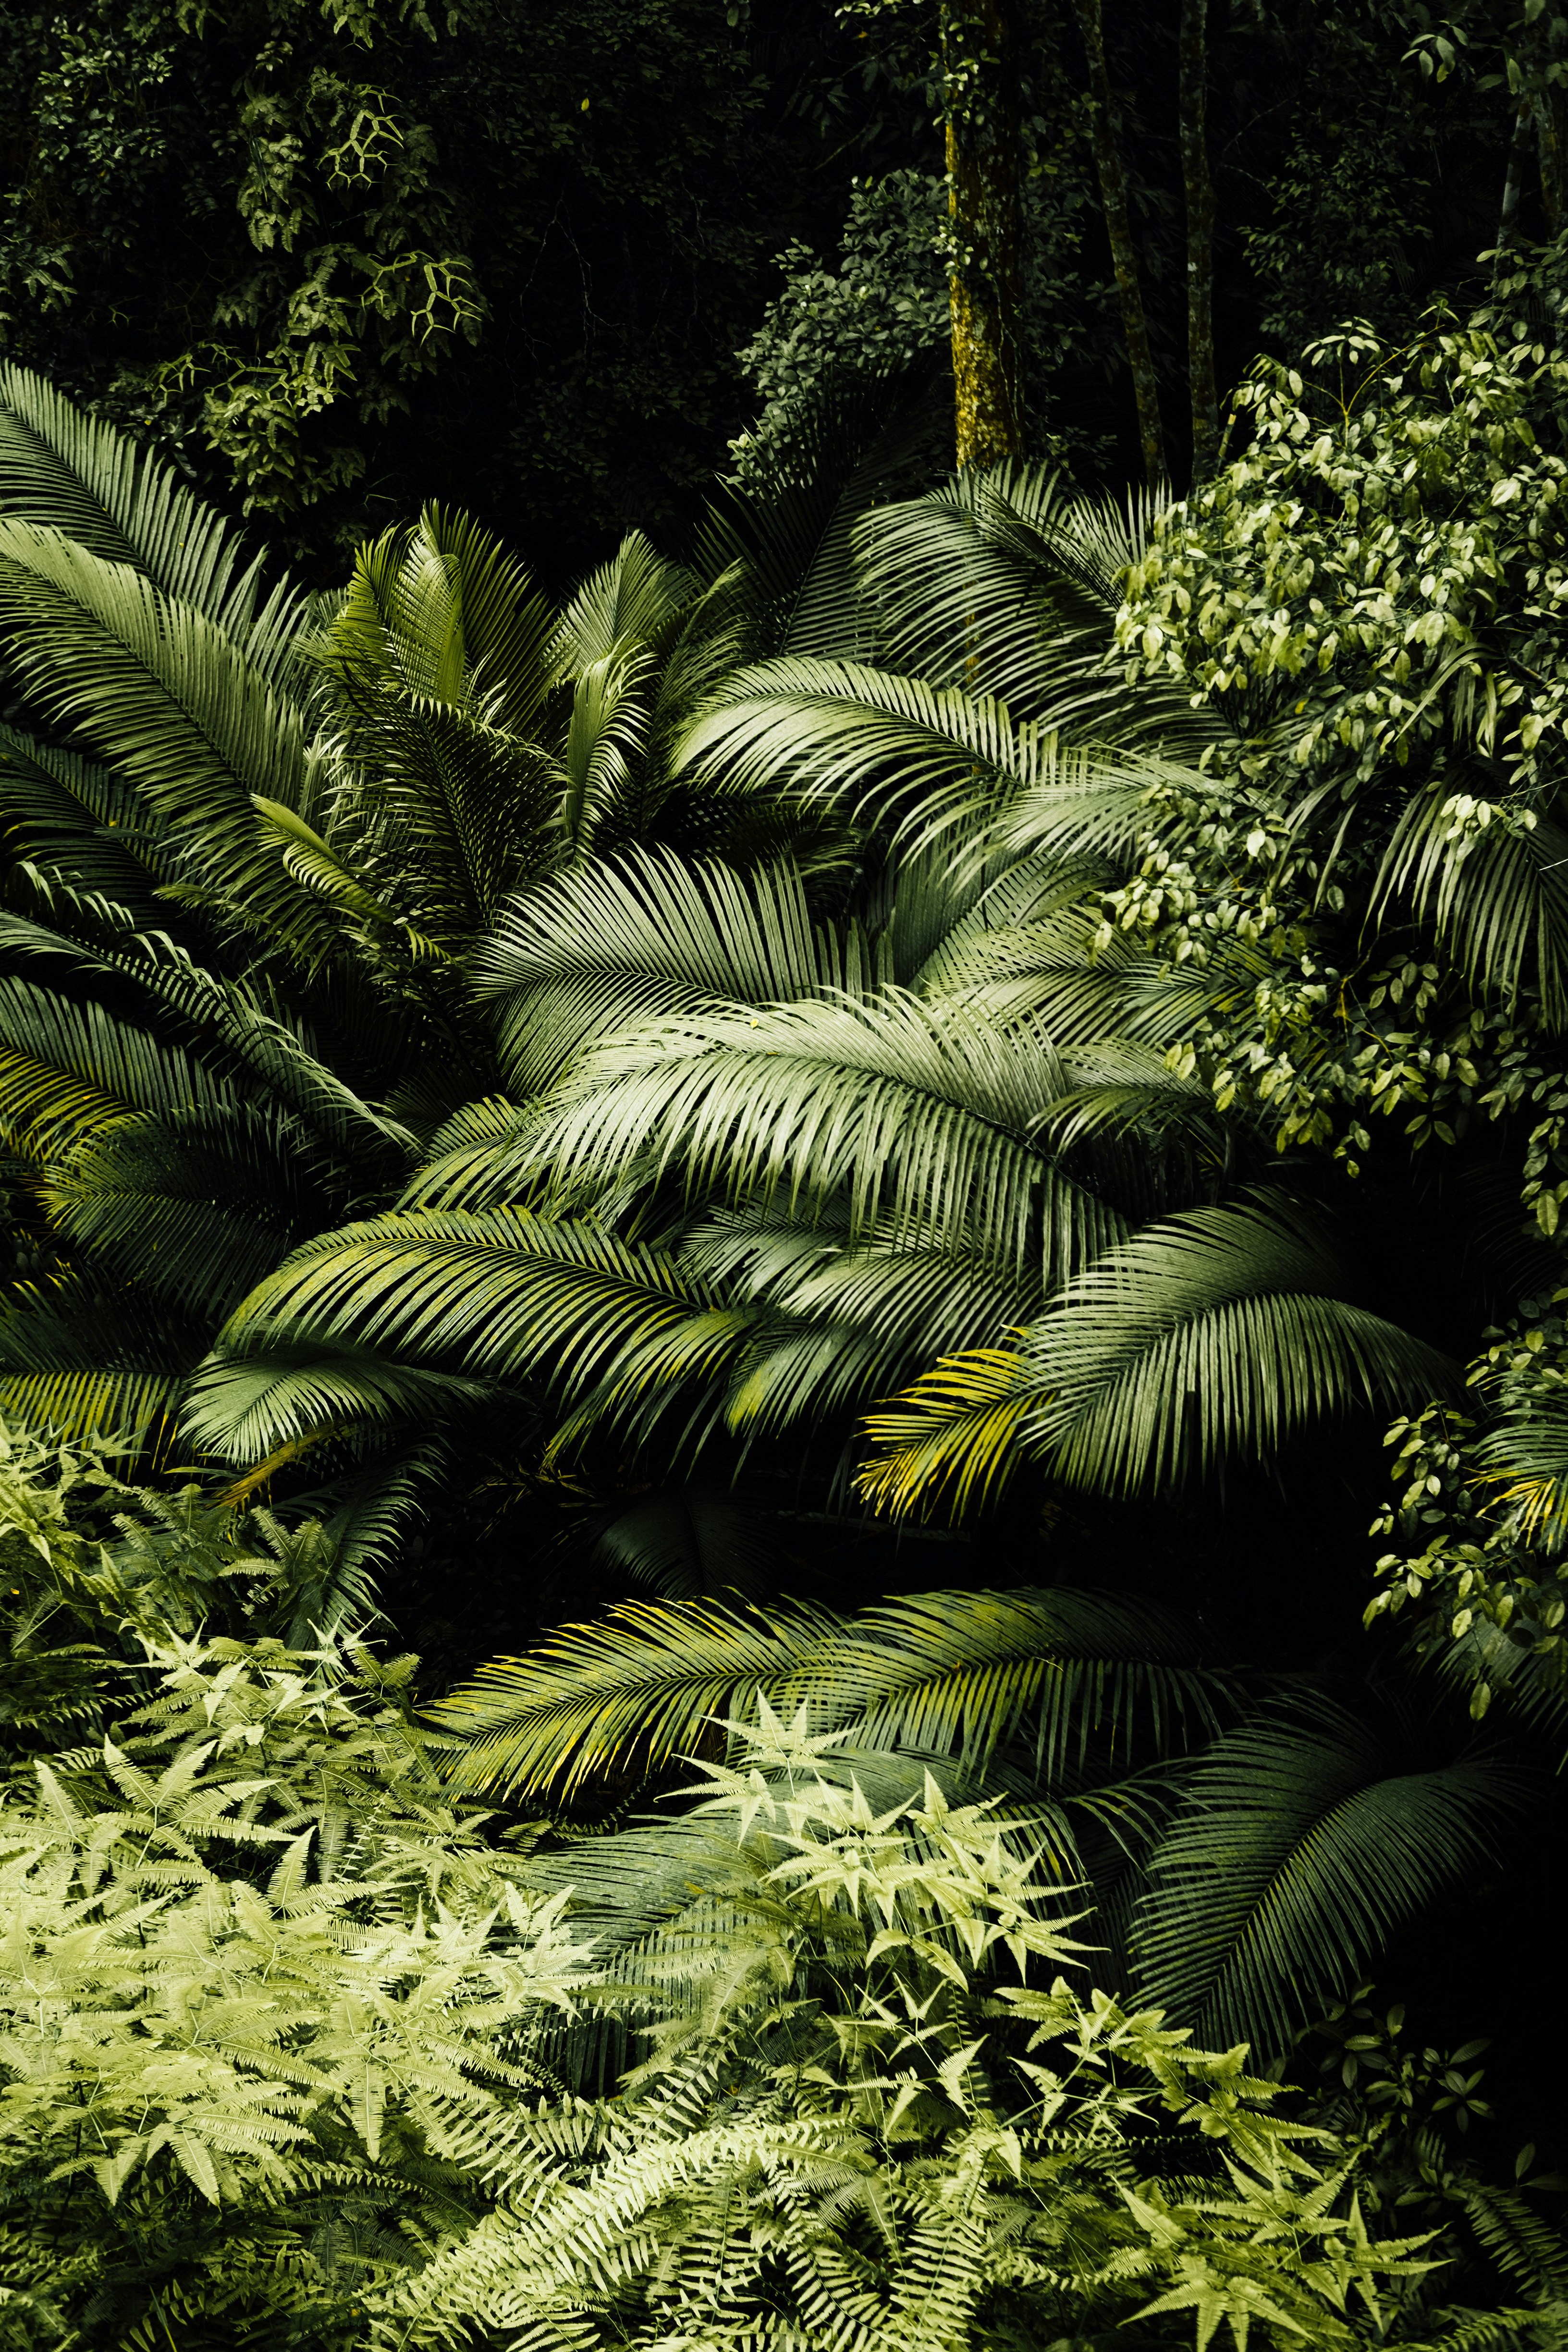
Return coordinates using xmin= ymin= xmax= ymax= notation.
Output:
xmin=1070 ymin=0 xmax=1165 ymax=486
xmin=1178 ymin=0 xmax=1218 ymax=484
xmin=1497 ymin=95 xmax=1535 ymax=263
xmin=941 ymin=0 xmax=1029 ymax=468
xmin=1538 ymin=86 xmax=1567 ymax=234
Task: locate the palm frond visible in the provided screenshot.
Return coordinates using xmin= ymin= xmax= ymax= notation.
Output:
xmin=0 ymin=913 xmax=416 ymax=1179
xmin=859 ymin=1190 xmax=1458 ymax=1510
xmin=434 ymin=1582 xmax=1219 ymax=1801
xmin=0 ymin=361 xmax=306 ymax=659
xmin=0 ymin=1277 xmax=199 ymax=1442
xmin=0 ymin=975 xmax=233 ymax=1158
xmin=476 ymin=850 xmax=877 ymax=1094
xmin=182 ymin=1211 xmax=731 ymax=1459
xmin=1372 ymin=785 xmax=1568 ymax=1028
xmin=854 ymin=467 xmax=1227 ymax=753
xmin=676 ymin=655 xmax=1063 ymax=833
xmin=697 ymin=1229 xmax=1047 ymax=1431
xmin=0 ymin=723 xmax=169 ymax=912
xmin=316 ymin=502 xmax=560 ymax=735
xmin=1131 ymin=1696 xmax=1526 ymax=2051
xmin=0 ymin=521 xmax=322 ymax=928
xmin=558 ymin=646 xmax=654 ymax=856
xmin=318 ymin=694 xmax=561 ymax=949
xmin=401 ymin=1097 xmax=533 ymax=1209
xmin=589 ymin=1486 xmax=792 ymax=1601
xmin=520 ymin=991 xmax=1127 ymax=1276
xmin=558 ymin=532 xmax=697 ymax=668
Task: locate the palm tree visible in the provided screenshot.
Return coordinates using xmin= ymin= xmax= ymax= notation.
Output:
xmin=0 ymin=367 xmax=872 ymax=1462
xmin=181 ymin=466 xmax=1457 ymax=1519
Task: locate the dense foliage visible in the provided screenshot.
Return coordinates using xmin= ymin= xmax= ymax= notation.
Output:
xmin=7 ymin=0 xmax=1568 ymax=2338
xmin=2 ymin=1434 xmax=1566 ymax=2350
xmin=0 ymin=0 xmax=806 ymax=567
xmin=0 ymin=0 xmax=1527 ymax=568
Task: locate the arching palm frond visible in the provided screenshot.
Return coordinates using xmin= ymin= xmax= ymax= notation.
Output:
xmin=0 ymin=519 xmax=324 ymax=934
xmin=316 ymin=502 xmax=560 ymax=736
xmin=519 ymin=992 xmax=1128 ymax=1278
xmin=676 ymin=656 xmax=1086 ymax=842
xmin=398 ymin=1097 xmax=533 ymax=1210
xmin=854 ymin=467 xmax=1228 ymax=757
xmin=558 ymin=644 xmax=656 ymax=858
xmin=318 ymin=692 xmax=561 ymax=952
xmin=433 ymin=1582 xmax=1222 ymax=1802
xmin=884 ymin=842 xmax=1091 ymax=991
xmin=177 ymin=1338 xmax=497 ymax=1466
xmin=1039 ymin=1041 xmax=1225 ymax=1154
xmin=296 ymin=504 xmax=577 ymax=976
xmin=1131 ymin=1696 xmax=1526 ymax=2052
xmin=917 ymin=898 xmax=1207 ymax=1053
xmin=0 ymin=361 xmax=307 ymax=658
xmin=0 ymin=975 xmax=238 ymax=1157
xmin=0 ymin=1276 xmax=202 ymax=1444
xmin=1372 ymin=784 xmax=1568 ymax=1029
xmin=0 ymin=914 xmax=416 ymax=1181
xmin=476 ymin=850 xmax=882 ymax=1094
xmin=470 ymin=1194 xmax=1057 ymax=1458
xmin=559 ymin=531 xmax=697 ymax=669
xmin=0 ymin=725 xmax=169 ymax=916
xmin=0 ymin=934 xmax=424 ymax=1448
xmin=858 ymin=1191 xmax=1458 ymax=1512
xmin=854 ymin=468 xmax=1120 ymax=709
xmin=1468 ymin=1381 xmax=1568 ymax=1550
xmin=663 ymin=1213 xmax=1044 ymax=1442
xmin=182 ymin=1210 xmax=740 ymax=1461
xmin=43 ymin=1132 xmax=311 ymax=1324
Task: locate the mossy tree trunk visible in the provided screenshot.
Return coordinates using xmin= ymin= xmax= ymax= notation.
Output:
xmin=941 ymin=0 xmax=1029 ymax=468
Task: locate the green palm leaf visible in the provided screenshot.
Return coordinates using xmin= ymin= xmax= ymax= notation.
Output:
xmin=693 ymin=367 xmax=939 ymax=661
xmin=859 ymin=1190 xmax=1458 ymax=1509
xmin=675 ymin=655 xmax=1061 ymax=830
xmin=1131 ymin=1696 xmax=1525 ymax=2050
xmin=558 ymin=646 xmax=655 ymax=856
xmin=318 ymin=692 xmax=560 ymax=950
xmin=558 ymin=531 xmax=696 ymax=667
xmin=317 ymin=502 xmax=559 ymax=735
xmin=0 ymin=915 xmax=416 ymax=1179
xmin=0 ymin=361 xmax=306 ymax=657
xmin=0 ymin=521 xmax=320 ymax=924
xmin=853 ymin=467 xmax=1211 ymax=751
xmin=0 ymin=724 xmax=169 ymax=913
xmin=183 ymin=1211 xmax=733 ymax=1459
xmin=433 ymin=1582 xmax=1219 ymax=1801
xmin=0 ymin=975 xmax=235 ymax=1158
xmin=0 ymin=1276 xmax=203 ymax=1443
xmin=475 ymin=850 xmax=878 ymax=1094
xmin=681 ymin=1223 xmax=1047 ymax=1435
xmin=521 ymin=991 xmax=1127 ymax=1275
xmin=588 ymin=1486 xmax=791 ymax=1602
xmin=1372 ymin=784 xmax=1568 ymax=1028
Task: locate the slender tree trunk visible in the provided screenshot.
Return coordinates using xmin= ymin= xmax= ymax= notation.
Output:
xmin=1538 ymin=85 xmax=1567 ymax=234
xmin=1178 ymin=0 xmax=1218 ymax=484
xmin=1070 ymin=0 xmax=1165 ymax=485
xmin=941 ymin=0 xmax=1029 ymax=468
xmin=1498 ymin=95 xmax=1535 ymax=258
